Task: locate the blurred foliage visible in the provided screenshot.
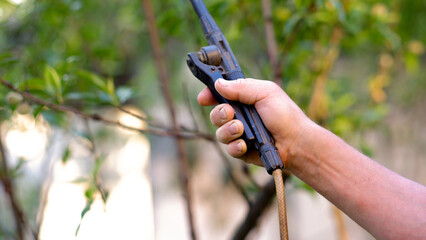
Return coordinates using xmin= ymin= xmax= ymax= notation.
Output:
xmin=0 ymin=0 xmax=425 ymax=236
xmin=0 ymin=0 xmax=423 ymax=134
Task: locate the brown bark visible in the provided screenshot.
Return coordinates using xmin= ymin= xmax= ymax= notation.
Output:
xmin=261 ymin=0 xmax=282 ymax=85
xmin=233 ymin=172 xmax=289 ymax=240
xmin=0 ymin=125 xmax=36 ymax=240
xmin=140 ymin=0 xmax=197 ymax=239
xmin=0 ymin=78 xmax=214 ymax=141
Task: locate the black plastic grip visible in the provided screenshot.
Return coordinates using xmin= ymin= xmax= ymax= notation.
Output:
xmin=187 ymin=0 xmax=284 ymax=174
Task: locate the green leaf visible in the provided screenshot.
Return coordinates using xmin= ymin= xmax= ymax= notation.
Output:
xmin=106 ymin=77 xmax=118 ymax=105
xmin=41 ymin=110 xmax=67 ymax=127
xmin=44 ymin=65 xmax=63 ymax=103
xmin=62 ymin=147 xmax=71 ymax=164
xmin=106 ymin=77 xmax=115 ymax=96
xmin=0 ymin=53 xmax=18 ymax=67
xmin=93 ymin=157 xmax=104 ymax=177
xmin=85 ymin=185 xmax=96 ymax=199
xmin=0 ymin=57 xmax=19 ymax=67
xmin=22 ymin=78 xmax=46 ymax=92
xmin=75 ymin=199 xmax=93 ymax=236
xmin=33 ymin=105 xmax=45 ymax=119
xmin=75 ymin=70 xmax=106 ymax=90
xmin=284 ymin=13 xmax=304 ymax=36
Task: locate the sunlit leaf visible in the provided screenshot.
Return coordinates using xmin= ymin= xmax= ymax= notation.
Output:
xmin=75 ymin=70 xmax=106 ymax=90
xmin=44 ymin=65 xmax=63 ymax=103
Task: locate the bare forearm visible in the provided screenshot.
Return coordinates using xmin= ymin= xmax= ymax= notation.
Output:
xmin=288 ymin=121 xmax=426 ymax=240
xmin=200 ymin=78 xmax=426 ymax=238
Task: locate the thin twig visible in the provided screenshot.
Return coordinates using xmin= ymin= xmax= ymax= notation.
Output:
xmin=116 ymin=106 xmax=166 ymax=129
xmin=182 ymin=83 xmax=200 ymax=132
xmin=0 ymin=125 xmax=36 ymax=240
xmin=0 ymin=78 xmax=214 ymax=141
xmin=212 ymin=141 xmax=252 ymax=206
xmin=84 ymin=120 xmax=108 ymax=204
xmin=197 ymin=102 xmax=254 ymax=206
xmin=261 ymin=0 xmax=282 ymax=85
xmin=140 ymin=0 xmax=198 ymax=239
xmin=233 ymin=172 xmax=289 ymax=240
xmin=35 ymin=133 xmax=61 ymax=238
xmin=181 ymin=84 xmax=251 ymax=205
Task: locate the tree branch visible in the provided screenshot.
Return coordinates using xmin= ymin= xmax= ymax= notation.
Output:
xmin=0 ymin=125 xmax=36 ymax=240
xmin=0 ymin=78 xmax=214 ymax=142
xmin=233 ymin=172 xmax=289 ymax=240
xmin=140 ymin=0 xmax=198 ymax=239
xmin=198 ymin=102 xmax=255 ymax=206
xmin=212 ymin=141 xmax=253 ymax=206
xmin=116 ymin=106 xmax=165 ymax=129
xmin=261 ymin=0 xmax=282 ymax=85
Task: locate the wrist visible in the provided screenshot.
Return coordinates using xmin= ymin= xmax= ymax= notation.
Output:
xmin=284 ymin=118 xmax=322 ymax=172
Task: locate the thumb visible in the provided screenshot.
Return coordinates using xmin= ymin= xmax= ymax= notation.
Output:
xmin=214 ymin=78 xmax=274 ymax=105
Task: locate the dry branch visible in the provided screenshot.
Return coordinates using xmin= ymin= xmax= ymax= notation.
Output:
xmin=261 ymin=0 xmax=282 ymax=85
xmin=233 ymin=172 xmax=289 ymax=240
xmin=0 ymin=125 xmax=36 ymax=240
xmin=140 ymin=0 xmax=198 ymax=239
xmin=0 ymin=78 xmax=214 ymax=141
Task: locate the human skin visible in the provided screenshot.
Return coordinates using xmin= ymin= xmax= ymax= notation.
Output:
xmin=198 ymin=78 xmax=426 ymax=240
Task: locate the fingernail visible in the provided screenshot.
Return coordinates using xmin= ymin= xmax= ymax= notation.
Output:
xmin=217 ymin=79 xmax=230 ymax=87
xmin=219 ymin=107 xmax=227 ymax=120
xmin=229 ymin=122 xmax=239 ymax=135
xmin=236 ymin=142 xmax=243 ymax=152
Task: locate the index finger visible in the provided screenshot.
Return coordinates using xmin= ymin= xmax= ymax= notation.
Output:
xmin=197 ymin=87 xmax=218 ymax=106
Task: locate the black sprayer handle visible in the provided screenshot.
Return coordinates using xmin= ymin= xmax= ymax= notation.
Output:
xmin=186 ymin=53 xmax=283 ymax=174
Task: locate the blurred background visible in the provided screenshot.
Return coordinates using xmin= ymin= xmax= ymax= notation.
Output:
xmin=0 ymin=0 xmax=424 ymax=239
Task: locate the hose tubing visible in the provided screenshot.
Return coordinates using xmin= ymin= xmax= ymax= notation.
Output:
xmin=272 ymin=169 xmax=289 ymax=240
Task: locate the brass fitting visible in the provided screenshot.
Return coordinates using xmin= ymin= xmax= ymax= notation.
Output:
xmin=197 ymin=45 xmax=222 ymax=66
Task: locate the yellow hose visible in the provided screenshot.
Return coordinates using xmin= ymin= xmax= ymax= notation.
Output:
xmin=272 ymin=169 xmax=289 ymax=240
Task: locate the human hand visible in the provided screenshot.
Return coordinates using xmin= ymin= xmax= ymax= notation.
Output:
xmin=198 ymin=78 xmax=312 ymax=168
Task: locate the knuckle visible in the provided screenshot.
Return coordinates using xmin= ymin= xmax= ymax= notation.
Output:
xmin=262 ymin=79 xmax=279 ymax=90
xmin=224 ymin=104 xmax=235 ymax=117
xmin=215 ymin=120 xmax=243 ymax=143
